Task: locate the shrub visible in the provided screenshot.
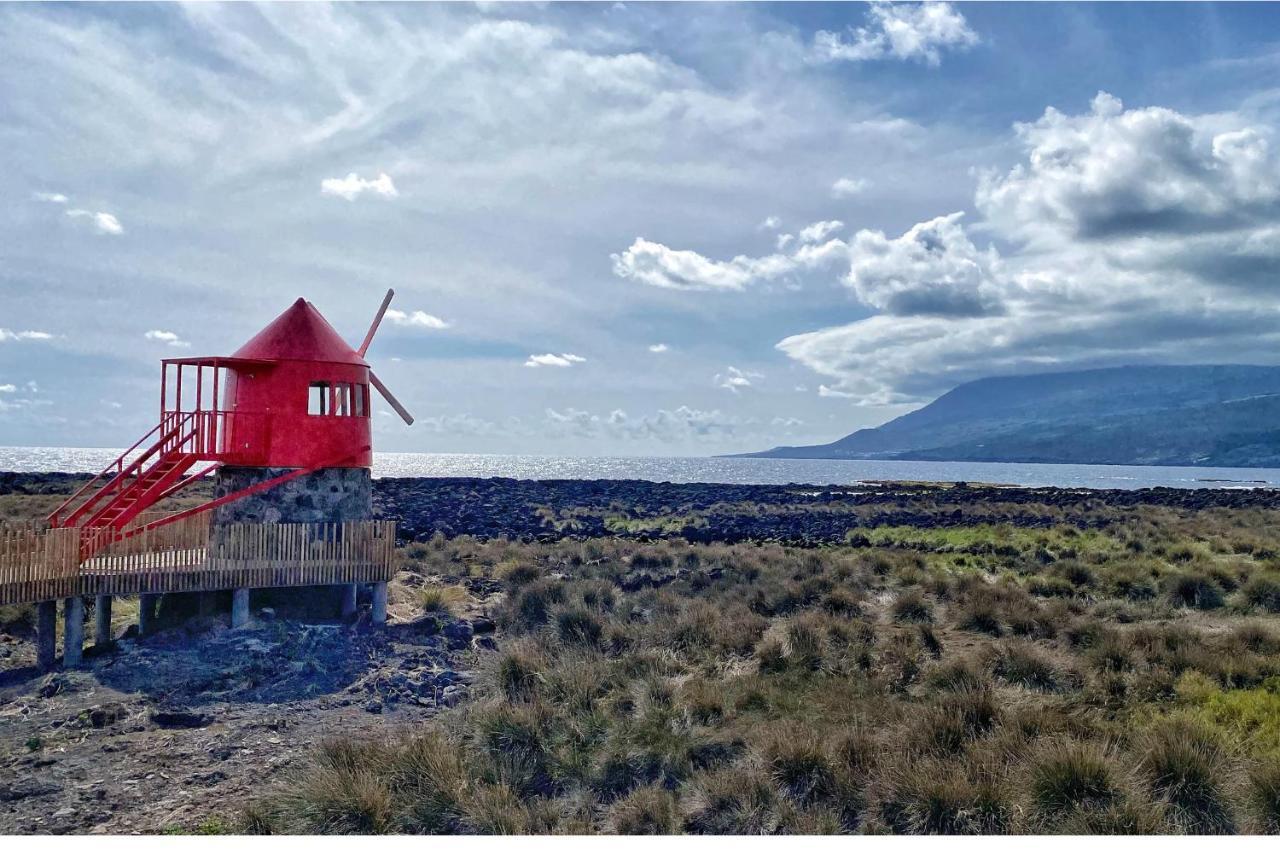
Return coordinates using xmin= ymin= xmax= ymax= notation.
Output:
xmin=755 ymin=637 xmax=787 ymax=673
xmin=292 ymin=767 xmax=395 ymax=833
xmin=1162 ymin=572 xmax=1225 ymax=610
xmin=954 ymin=601 xmax=1003 ymax=637
xmin=1030 ymin=741 xmax=1119 ymax=816
xmin=914 ymin=684 xmax=999 ymax=754
xmin=607 ymin=785 xmax=680 ymax=834
xmin=758 ymin=729 xmax=838 ymax=805
xmin=496 ymin=560 xmax=543 ymax=587
xmin=821 ymin=587 xmax=864 ymax=617
xmin=682 ymin=767 xmax=781 ymax=834
xmin=990 ymin=641 xmax=1060 ymax=691
xmin=1027 ymin=575 xmax=1076 ymax=598
xmin=1052 ymin=559 xmax=1096 ymax=588
xmin=1242 ymin=573 xmax=1280 ymax=613
xmin=890 ymin=590 xmax=934 ymax=623
xmin=503 ymin=580 xmax=566 ymax=629
xmin=1136 ymin=717 xmax=1232 ymax=833
xmin=556 ymin=608 xmax=604 ymax=647
xmin=783 ymin=617 xmax=827 ymax=671
xmin=419 ymin=585 xmax=468 ymax=615
xmin=927 ymin=657 xmax=987 ymax=692
xmin=881 ymin=761 xmax=1013 ymax=834
xmin=1246 ymin=757 xmax=1280 ymax=834
xmin=494 ymin=645 xmax=544 ymax=703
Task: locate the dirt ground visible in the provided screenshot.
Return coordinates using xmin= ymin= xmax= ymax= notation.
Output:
xmin=0 ymin=605 xmax=488 ymax=834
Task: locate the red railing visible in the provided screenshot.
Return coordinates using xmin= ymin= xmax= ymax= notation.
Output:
xmin=47 ymin=410 xmax=270 ymax=528
xmin=160 ymin=409 xmax=268 ymax=465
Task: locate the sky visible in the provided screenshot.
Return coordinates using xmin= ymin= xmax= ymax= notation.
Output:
xmin=5 ymin=2 xmax=1280 ymax=456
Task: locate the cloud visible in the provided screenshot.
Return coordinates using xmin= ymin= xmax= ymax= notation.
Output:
xmin=144 ymin=329 xmax=191 ymax=348
xmin=844 ymin=212 xmax=1006 ymax=317
xmin=66 ymin=209 xmax=123 ymax=235
xmin=32 ymin=191 xmax=68 ymax=204
xmin=831 ymin=177 xmax=870 ymax=198
xmin=0 ymin=380 xmax=50 ymax=413
xmin=812 ymin=2 xmax=979 ymax=67
xmin=648 ymin=343 xmax=669 ymax=353
xmin=777 ymin=93 xmax=1280 ymax=404
xmin=320 ymin=172 xmax=399 ymax=201
xmin=714 ymin=365 xmax=761 ymax=392
xmin=0 ymin=329 xmax=53 ymax=342
xmin=818 ymin=384 xmax=857 ymax=398
xmin=613 ymin=225 xmax=849 ymax=292
xmin=977 ymin=92 xmax=1280 ymax=249
xmin=524 ymin=352 xmax=586 ymax=368
xmin=385 ymin=309 xmax=451 ymax=330
xmin=611 ymin=237 xmax=797 ymax=292
xmin=758 ymin=215 xmax=781 ymax=230
xmin=798 ymin=219 xmax=844 ymax=244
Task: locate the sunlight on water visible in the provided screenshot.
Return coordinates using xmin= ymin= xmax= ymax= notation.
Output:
xmin=0 ymin=446 xmax=1277 ymax=490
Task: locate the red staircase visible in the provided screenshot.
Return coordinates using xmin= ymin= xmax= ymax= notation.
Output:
xmin=48 ymin=414 xmax=207 ymax=558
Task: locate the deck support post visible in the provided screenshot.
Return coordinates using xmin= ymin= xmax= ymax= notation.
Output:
xmin=371 ymin=582 xmax=388 ymax=625
xmin=139 ymin=593 xmax=159 ymax=637
xmin=340 ymin=584 xmax=358 ymax=621
xmin=94 ymin=595 xmax=113 ymax=646
xmin=231 ymin=588 xmax=250 ymax=628
xmin=63 ymin=597 xmax=84 ymax=668
xmin=36 ymin=601 xmax=57 ymax=671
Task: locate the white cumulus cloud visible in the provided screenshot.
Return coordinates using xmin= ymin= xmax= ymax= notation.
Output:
xmin=145 ymin=329 xmax=190 ymax=348
xmin=648 ymin=343 xmax=669 ymax=353
xmin=32 ymin=191 xmax=68 ymax=204
xmin=66 ymin=209 xmax=123 ymax=235
xmin=714 ymin=365 xmax=761 ymax=392
xmin=524 ymin=352 xmax=586 ymax=368
xmin=320 ymin=172 xmax=399 ymax=201
xmin=831 ymin=177 xmax=870 ymax=198
xmin=798 ymin=219 xmax=845 ymax=244
xmin=385 ymin=309 xmax=451 ymax=330
xmin=0 ymin=329 xmax=53 ymax=342
xmin=812 ymin=2 xmax=979 ymax=67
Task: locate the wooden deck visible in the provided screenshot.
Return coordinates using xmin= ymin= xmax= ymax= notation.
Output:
xmin=0 ymin=516 xmax=398 ymax=606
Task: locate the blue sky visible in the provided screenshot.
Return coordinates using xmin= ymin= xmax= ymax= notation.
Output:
xmin=5 ymin=2 xmax=1280 ymax=455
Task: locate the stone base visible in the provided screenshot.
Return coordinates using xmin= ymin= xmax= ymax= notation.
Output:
xmin=211 ymin=466 xmax=372 ymax=526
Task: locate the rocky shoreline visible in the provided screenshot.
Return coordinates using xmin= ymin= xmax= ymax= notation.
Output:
xmin=5 ymin=471 xmax=1280 ymax=546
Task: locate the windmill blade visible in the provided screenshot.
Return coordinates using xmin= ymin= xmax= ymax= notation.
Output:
xmin=370 ymin=370 xmax=414 ymax=425
xmin=358 ymin=288 xmax=396 ymax=357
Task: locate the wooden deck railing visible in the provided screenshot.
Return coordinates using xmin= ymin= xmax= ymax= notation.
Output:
xmin=0 ymin=518 xmax=397 ymax=605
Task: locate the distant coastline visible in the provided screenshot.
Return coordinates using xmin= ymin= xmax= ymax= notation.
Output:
xmin=3 ymin=447 xmax=1280 ymax=491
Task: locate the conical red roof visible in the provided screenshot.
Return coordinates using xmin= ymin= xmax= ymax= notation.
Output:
xmin=231 ymin=298 xmax=368 ymax=365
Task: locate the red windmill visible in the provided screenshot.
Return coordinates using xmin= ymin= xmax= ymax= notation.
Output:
xmin=48 ymin=290 xmax=414 ymax=556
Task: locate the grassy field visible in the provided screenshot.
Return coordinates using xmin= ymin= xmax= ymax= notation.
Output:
xmin=244 ymin=504 xmax=1280 ymax=834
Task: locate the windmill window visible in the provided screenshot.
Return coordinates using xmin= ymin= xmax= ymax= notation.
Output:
xmin=354 ymin=383 xmax=367 ymax=417
xmin=333 ymin=382 xmax=355 ymax=417
xmin=308 ymin=382 xmax=330 ymax=416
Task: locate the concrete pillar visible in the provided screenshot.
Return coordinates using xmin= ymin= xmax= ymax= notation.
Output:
xmin=36 ymin=601 xmax=57 ymax=671
xmin=94 ymin=595 xmax=113 ymax=646
xmin=231 ymin=588 xmax=250 ymax=628
xmin=139 ymin=593 xmax=159 ymax=637
xmin=340 ymin=584 xmax=358 ymax=620
xmin=62 ymin=597 xmax=84 ymax=668
xmin=371 ymin=582 xmax=388 ymax=625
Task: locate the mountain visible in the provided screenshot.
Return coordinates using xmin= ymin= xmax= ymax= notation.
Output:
xmin=741 ymin=365 xmax=1280 ymax=467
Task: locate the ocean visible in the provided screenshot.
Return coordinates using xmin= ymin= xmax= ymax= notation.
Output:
xmin=0 ymin=446 xmax=1276 ymax=490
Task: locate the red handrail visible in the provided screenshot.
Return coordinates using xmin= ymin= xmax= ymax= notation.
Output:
xmin=47 ymin=418 xmax=172 ymax=527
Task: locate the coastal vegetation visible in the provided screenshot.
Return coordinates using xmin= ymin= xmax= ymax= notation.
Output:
xmin=245 ymin=501 xmax=1280 ymax=834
